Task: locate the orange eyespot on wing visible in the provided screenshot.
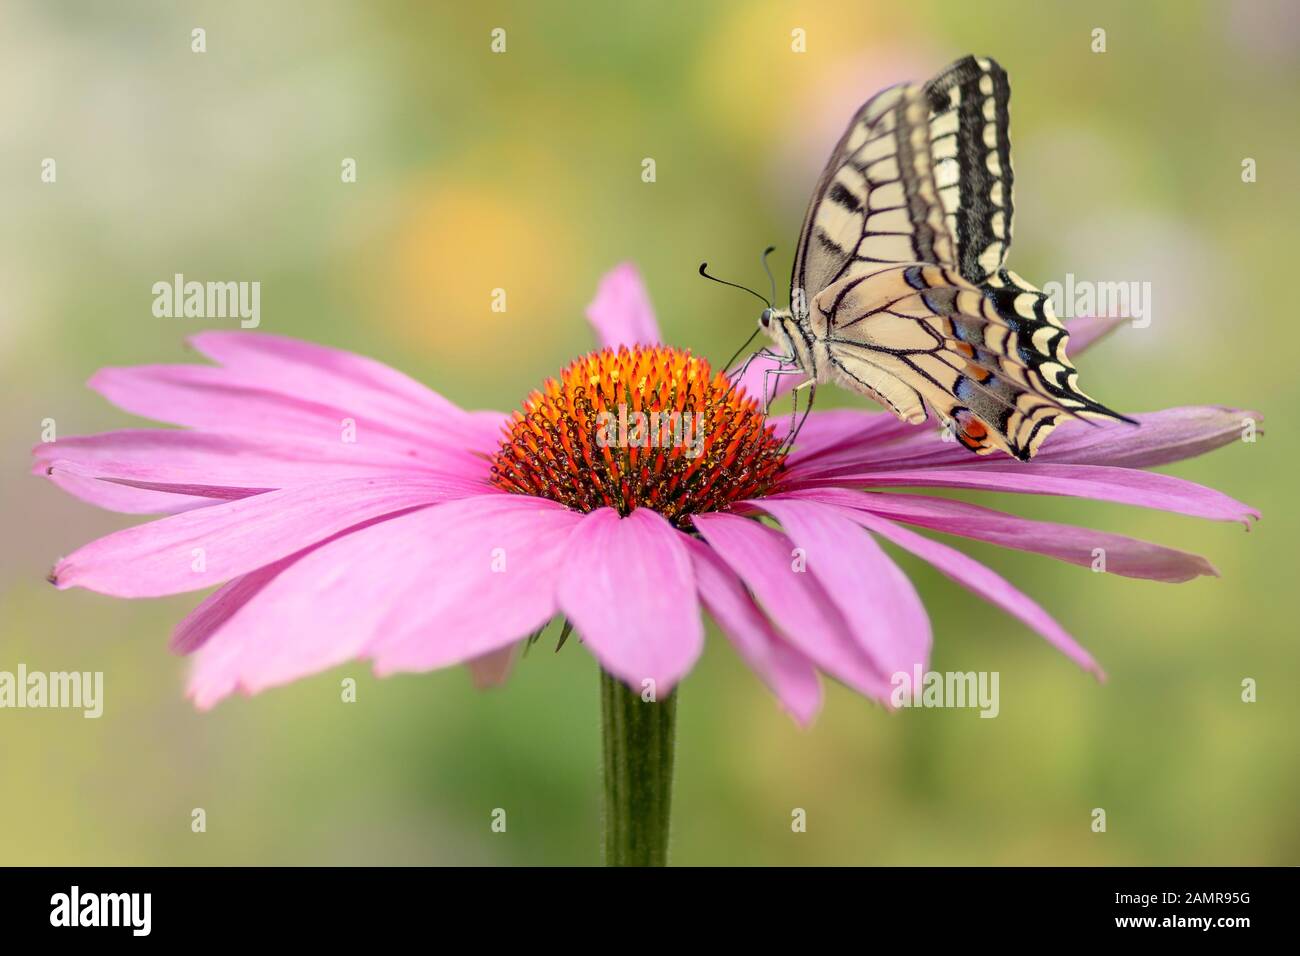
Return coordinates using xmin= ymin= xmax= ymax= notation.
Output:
xmin=953 ymin=410 xmax=995 ymax=454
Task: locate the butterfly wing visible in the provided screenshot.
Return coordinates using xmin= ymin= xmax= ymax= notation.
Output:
xmin=792 ymin=55 xmax=1016 ymax=306
xmin=790 ymin=55 xmax=1127 ymax=458
xmin=791 ymin=82 xmax=955 ymax=305
xmin=811 ymin=263 xmax=1130 ymax=461
xmin=921 ymin=55 xmax=1015 ymax=284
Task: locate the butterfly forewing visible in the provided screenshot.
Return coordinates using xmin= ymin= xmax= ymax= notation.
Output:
xmin=922 ymin=56 xmax=1015 ymax=284
xmin=793 ymin=84 xmax=955 ymax=301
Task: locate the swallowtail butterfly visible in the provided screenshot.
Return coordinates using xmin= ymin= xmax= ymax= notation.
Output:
xmin=758 ymin=55 xmax=1131 ymax=460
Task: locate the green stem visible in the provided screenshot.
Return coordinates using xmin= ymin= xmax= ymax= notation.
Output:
xmin=600 ymin=669 xmax=677 ymax=866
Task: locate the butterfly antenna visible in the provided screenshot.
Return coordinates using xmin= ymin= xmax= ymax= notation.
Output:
xmin=760 ymin=245 xmax=777 ymax=306
xmin=698 ymin=262 xmax=771 ymax=308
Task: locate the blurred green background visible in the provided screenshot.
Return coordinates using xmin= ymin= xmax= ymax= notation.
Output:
xmin=1 ymin=0 xmax=1295 ymax=865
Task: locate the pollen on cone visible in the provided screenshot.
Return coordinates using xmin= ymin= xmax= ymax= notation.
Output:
xmin=490 ymin=345 xmax=787 ymax=525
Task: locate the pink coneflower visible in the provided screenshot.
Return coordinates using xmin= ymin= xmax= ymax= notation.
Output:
xmin=36 ymin=263 xmax=1256 ymax=864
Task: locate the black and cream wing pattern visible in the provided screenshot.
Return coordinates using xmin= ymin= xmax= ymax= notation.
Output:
xmin=789 ymin=55 xmax=1130 ymax=460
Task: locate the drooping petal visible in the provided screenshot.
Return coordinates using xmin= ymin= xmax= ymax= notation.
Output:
xmin=171 ymin=561 xmax=292 ymax=654
xmin=367 ymin=496 xmax=584 ymax=675
xmin=585 ymin=263 xmax=662 ymax=349
xmin=51 ymin=474 xmax=481 ymax=598
xmin=181 ymin=508 xmax=429 ymax=708
xmin=685 ymin=537 xmax=821 ymax=725
xmin=782 ymin=487 xmax=1217 ymax=583
xmin=553 ymin=508 xmax=702 ymax=694
xmin=691 ymin=511 xmax=896 ymax=702
xmin=822 ymin=502 xmax=1104 ymax=677
xmin=170 ymin=504 xmax=441 ymax=656
xmin=187 ymin=495 xmax=578 ymax=708
xmin=747 ymin=497 xmax=931 ymax=681
xmin=797 ymin=462 xmax=1259 ymax=526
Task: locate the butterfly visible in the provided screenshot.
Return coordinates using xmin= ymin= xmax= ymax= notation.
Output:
xmin=755 ymin=55 xmax=1132 ymax=460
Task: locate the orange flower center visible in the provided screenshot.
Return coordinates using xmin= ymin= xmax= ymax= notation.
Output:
xmin=490 ymin=346 xmax=787 ymax=525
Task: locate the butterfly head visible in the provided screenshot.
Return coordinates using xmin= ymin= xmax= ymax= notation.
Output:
xmin=758 ymin=306 xmax=796 ymax=350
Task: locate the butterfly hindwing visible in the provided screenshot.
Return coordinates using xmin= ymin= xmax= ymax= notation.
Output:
xmin=811 ymin=263 xmax=1116 ymax=460
xmin=978 ymin=268 xmax=1124 ymax=422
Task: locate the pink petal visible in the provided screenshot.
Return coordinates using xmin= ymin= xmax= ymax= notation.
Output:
xmin=184 ymin=508 xmax=437 ymax=708
xmin=784 ymin=487 xmax=1217 ymax=583
xmin=52 ymin=474 xmax=479 ymax=598
xmin=1034 ymin=407 xmax=1262 ymax=469
xmin=1065 ymin=315 xmax=1128 ymax=355
xmin=811 ymin=407 xmax=1260 ymax=475
xmin=822 ymin=502 xmax=1104 ymax=677
xmin=33 ymin=428 xmax=478 ymax=514
xmin=554 ymin=508 xmax=702 ymax=694
xmin=466 ymin=646 xmax=519 ymax=689
xmin=171 ymin=562 xmax=290 ymax=654
xmin=691 ymin=511 xmax=896 ymax=702
xmin=368 ymin=496 xmax=584 ymax=675
xmin=170 ymin=504 xmax=445 ymax=656
xmin=88 ymin=364 xmax=496 ymax=465
xmin=777 ymin=408 xmax=922 ymax=467
xmin=584 ymin=263 xmax=662 ymax=349
xmin=187 ymin=495 xmax=579 ymax=708
xmin=39 ymin=465 xmax=219 ymax=515
xmin=748 ymin=497 xmax=931 ymax=681
xmin=45 ymin=457 xmax=272 ymax=504
xmin=798 ymin=463 xmax=1259 ymax=525
xmin=188 ymin=330 xmax=468 ymax=421
xmin=685 ymin=537 xmax=821 ymax=725
xmin=34 ymin=429 xmax=441 ymax=482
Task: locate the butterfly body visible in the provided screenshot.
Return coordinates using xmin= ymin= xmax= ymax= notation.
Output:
xmin=758 ymin=55 xmax=1131 ymax=461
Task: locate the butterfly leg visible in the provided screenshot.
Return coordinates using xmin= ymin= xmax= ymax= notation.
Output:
xmin=760 ymin=365 xmax=805 ymax=413
xmin=727 ymin=347 xmax=784 ymax=387
xmin=780 ymin=380 xmax=817 ymax=455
